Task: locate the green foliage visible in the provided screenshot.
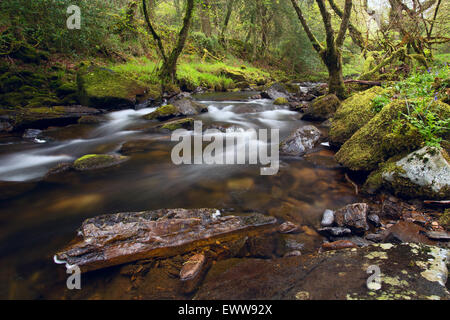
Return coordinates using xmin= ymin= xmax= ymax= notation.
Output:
xmin=389 ymin=64 xmax=450 ymax=148
xmin=372 ymin=94 xmax=391 ymax=113
xmin=403 ymin=99 xmax=450 ymax=147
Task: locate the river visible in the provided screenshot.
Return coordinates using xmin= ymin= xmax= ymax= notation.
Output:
xmin=0 ymin=91 xmax=361 ymax=299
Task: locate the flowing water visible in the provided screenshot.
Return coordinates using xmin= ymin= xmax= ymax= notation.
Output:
xmin=0 ymin=91 xmax=361 ymax=299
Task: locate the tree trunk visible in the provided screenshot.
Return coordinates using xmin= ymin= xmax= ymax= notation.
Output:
xmin=290 ymin=0 xmax=352 ymax=99
xmin=199 ymin=0 xmax=212 ymax=37
xmin=159 ymin=0 xmax=195 ymax=83
xmin=324 ymin=50 xmax=345 ymax=98
xmin=220 ymin=0 xmax=235 ymax=45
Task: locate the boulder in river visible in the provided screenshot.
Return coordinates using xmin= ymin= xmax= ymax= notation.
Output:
xmin=73 ymin=154 xmax=129 ymax=171
xmin=143 ymin=98 xmax=207 ymax=121
xmin=365 ymin=147 xmax=450 ymax=200
xmin=194 ymin=243 xmax=450 ymax=300
xmin=280 ymin=125 xmax=321 ymax=157
xmin=261 ymin=83 xmax=290 ymax=100
xmin=302 ymin=94 xmax=340 ymax=121
xmin=55 ymin=209 xmax=277 ymax=272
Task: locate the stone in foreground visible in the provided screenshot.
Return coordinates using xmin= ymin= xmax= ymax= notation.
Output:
xmin=55 ymin=209 xmax=276 ymax=273
xmin=195 ymin=244 xmax=450 ymax=300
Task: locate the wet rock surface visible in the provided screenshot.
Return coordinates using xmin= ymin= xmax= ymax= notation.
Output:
xmin=280 ymin=125 xmax=321 ymax=156
xmin=55 ymin=209 xmax=277 ymax=272
xmin=261 ymin=83 xmax=290 ymax=100
xmin=73 ymin=154 xmax=129 ymax=171
xmin=334 ymin=203 xmax=369 ymax=234
xmin=194 ymin=244 xmax=450 ymax=300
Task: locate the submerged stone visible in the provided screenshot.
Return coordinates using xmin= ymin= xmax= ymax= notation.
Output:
xmin=55 ymin=209 xmax=276 ymax=272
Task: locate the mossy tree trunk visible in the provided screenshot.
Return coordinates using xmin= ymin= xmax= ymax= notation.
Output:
xmin=143 ymin=0 xmax=195 ymax=85
xmin=290 ymin=0 xmax=352 ymax=99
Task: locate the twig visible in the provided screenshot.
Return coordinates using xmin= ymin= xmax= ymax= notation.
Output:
xmin=345 ymin=173 xmax=359 ymax=195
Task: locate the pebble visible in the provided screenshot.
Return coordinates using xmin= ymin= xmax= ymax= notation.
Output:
xmin=368 ymin=214 xmax=381 ymax=227
xmin=321 ymin=240 xmax=357 ymax=251
xmin=321 ymin=209 xmax=335 ymax=227
xmin=279 ymin=221 xmax=301 ymax=234
xmin=425 ymin=231 xmax=450 ymax=241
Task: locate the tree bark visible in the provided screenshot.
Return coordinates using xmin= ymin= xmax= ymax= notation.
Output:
xmin=199 ymin=0 xmax=212 ymax=37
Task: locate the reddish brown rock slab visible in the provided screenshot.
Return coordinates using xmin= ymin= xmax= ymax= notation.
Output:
xmin=383 ymin=221 xmax=434 ymax=245
xmin=321 ymin=240 xmax=357 ymax=251
xmin=55 ymin=209 xmax=276 ymax=273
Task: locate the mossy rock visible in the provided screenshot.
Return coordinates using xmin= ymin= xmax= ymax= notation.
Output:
xmin=73 ymin=154 xmax=129 ymax=171
xmin=143 ymin=104 xmax=179 ymax=121
xmin=144 ymin=99 xmax=207 ymax=121
xmin=303 ymin=94 xmax=341 ymax=121
xmin=364 ymin=147 xmax=450 ymax=199
xmin=161 ymin=118 xmax=195 ymax=131
xmin=219 ymin=68 xmax=247 ymax=83
xmin=0 ymin=75 xmax=24 ymax=93
xmin=78 ymin=115 xmax=102 ymax=124
xmin=56 ymin=83 xmax=78 ymax=97
xmin=330 ymin=86 xmax=387 ymax=146
xmin=439 ymin=209 xmax=450 ymax=231
xmin=77 ymin=66 xmax=151 ymax=110
xmin=274 ymin=97 xmax=289 ymax=105
xmin=10 ymin=44 xmax=49 ymax=64
xmin=335 ymin=100 xmax=450 ymax=171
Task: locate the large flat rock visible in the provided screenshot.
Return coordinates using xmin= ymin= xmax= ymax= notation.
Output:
xmin=194 ymin=243 xmax=449 ymax=300
xmin=55 ymin=209 xmax=276 ymax=273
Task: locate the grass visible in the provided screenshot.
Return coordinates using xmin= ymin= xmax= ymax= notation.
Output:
xmin=109 ymin=54 xmax=270 ymax=91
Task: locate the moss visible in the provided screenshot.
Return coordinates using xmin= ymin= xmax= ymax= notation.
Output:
xmin=439 ymin=209 xmax=450 ymax=230
xmin=143 ymin=104 xmax=179 ymax=120
xmin=334 ymin=100 xmax=450 ymax=171
xmin=363 ymin=156 xmax=406 ymax=194
xmin=274 ymin=97 xmax=289 ymax=105
xmin=73 ymin=154 xmax=129 ymax=171
xmin=161 ymin=118 xmax=194 ymax=131
xmin=77 ymin=65 xmax=149 ymax=109
xmin=330 ymin=87 xmax=387 ymax=146
xmin=56 ymin=83 xmax=77 ymax=97
xmin=304 ymin=94 xmax=341 ymax=121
